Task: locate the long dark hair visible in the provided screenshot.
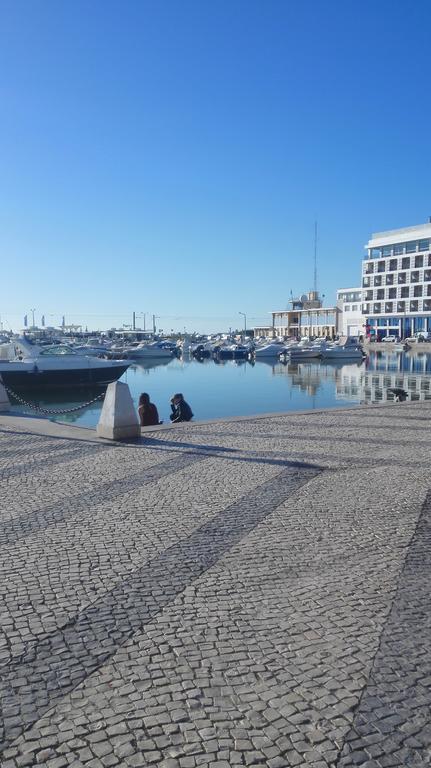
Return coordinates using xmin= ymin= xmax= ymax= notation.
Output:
xmin=139 ymin=392 xmax=150 ymax=407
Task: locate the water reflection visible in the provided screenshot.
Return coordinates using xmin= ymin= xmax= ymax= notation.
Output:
xmin=255 ymin=352 xmax=431 ymax=404
xmin=128 ymin=359 xmax=173 ymax=373
xmin=9 ymin=386 xmax=105 ymax=426
xmin=10 ymin=350 xmax=431 ymax=427
xmin=336 ymin=350 xmax=431 ymax=403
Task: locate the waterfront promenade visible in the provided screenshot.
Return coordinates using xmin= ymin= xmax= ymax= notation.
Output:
xmin=1 ymin=402 xmax=431 ymax=768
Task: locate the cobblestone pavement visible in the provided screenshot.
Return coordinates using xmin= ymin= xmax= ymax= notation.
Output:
xmin=1 ymin=403 xmax=431 ymax=767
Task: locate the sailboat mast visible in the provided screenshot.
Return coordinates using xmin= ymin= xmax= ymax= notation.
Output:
xmin=313 ymin=221 xmax=318 ymax=294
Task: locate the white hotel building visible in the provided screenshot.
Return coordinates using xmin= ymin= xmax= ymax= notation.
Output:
xmin=362 ymin=220 xmax=431 ymax=339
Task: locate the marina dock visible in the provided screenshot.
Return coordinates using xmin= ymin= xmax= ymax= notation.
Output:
xmin=1 ymin=403 xmax=431 ymax=767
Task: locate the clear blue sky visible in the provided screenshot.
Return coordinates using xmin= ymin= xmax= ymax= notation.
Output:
xmin=1 ymin=0 xmax=431 ymax=333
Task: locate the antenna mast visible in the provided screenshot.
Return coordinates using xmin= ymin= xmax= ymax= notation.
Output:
xmin=313 ymin=221 xmax=318 ymax=293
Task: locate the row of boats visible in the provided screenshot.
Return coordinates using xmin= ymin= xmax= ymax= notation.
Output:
xmin=187 ymin=336 xmax=365 ymax=361
xmin=0 ymin=334 xmax=364 ymax=392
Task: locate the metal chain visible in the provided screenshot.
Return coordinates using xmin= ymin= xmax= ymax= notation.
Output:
xmin=4 ymin=386 xmax=105 ymax=415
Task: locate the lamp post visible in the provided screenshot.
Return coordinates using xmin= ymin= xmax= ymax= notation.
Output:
xmin=134 ymin=312 xmax=147 ymax=331
xmin=239 ymin=311 xmax=246 ymax=338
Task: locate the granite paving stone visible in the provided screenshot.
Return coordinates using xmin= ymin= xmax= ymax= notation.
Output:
xmin=1 ymin=402 xmax=431 ymax=766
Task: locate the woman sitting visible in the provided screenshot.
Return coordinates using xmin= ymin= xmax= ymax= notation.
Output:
xmin=138 ymin=392 xmax=160 ymax=426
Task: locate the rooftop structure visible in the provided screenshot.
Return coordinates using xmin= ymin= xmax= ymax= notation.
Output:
xmin=271 ymin=291 xmax=338 ymax=339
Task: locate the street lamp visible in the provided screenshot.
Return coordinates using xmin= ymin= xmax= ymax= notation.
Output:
xmin=133 ymin=311 xmax=147 ymax=331
xmin=239 ymin=311 xmax=247 ymax=337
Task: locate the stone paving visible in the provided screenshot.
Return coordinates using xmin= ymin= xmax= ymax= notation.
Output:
xmin=1 ymin=403 xmax=431 ymax=767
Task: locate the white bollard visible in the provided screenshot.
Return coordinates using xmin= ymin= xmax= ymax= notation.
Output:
xmin=0 ymin=377 xmax=11 ymax=412
xmin=96 ymin=381 xmax=141 ymax=440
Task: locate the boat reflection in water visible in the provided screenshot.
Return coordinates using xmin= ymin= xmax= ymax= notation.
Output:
xmin=127 ymin=359 xmax=173 ymax=374
xmin=335 ymin=350 xmax=431 ymax=404
xmin=11 ymin=349 xmax=431 ymax=428
xmin=255 ymin=349 xmax=431 ymax=405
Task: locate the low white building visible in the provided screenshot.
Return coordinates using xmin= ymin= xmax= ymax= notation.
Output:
xmin=336 ymin=288 xmax=363 ymax=337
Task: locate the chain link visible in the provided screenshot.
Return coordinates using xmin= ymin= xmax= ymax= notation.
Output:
xmin=4 ymin=386 xmax=105 ymax=415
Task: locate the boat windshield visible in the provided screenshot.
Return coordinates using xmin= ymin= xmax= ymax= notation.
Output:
xmin=38 ymin=345 xmax=77 ymax=356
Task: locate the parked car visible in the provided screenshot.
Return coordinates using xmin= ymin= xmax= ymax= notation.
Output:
xmin=405 ymin=332 xmax=431 ymax=342
xmin=381 ymin=335 xmax=398 ymax=342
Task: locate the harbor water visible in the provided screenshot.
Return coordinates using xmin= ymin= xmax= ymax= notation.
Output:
xmin=8 ymin=349 xmax=431 ymax=428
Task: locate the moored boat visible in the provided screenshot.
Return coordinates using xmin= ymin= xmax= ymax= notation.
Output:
xmin=254 ymin=341 xmax=287 ymax=358
xmin=320 ymin=336 xmax=365 ymax=360
xmin=0 ymin=338 xmax=130 ymax=390
xmin=124 ymin=341 xmax=175 ymax=359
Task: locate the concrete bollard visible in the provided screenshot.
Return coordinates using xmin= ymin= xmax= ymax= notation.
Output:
xmin=0 ymin=376 xmax=11 ymax=412
xmin=96 ymin=381 xmax=141 ymax=440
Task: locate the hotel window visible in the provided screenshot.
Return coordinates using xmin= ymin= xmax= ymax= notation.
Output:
xmin=414 ymin=285 xmax=423 ymax=297
xmin=365 ymin=290 xmax=373 ymax=301
xmin=394 ymin=244 xmax=404 ymax=255
xmin=389 ymin=258 xmax=398 ymax=271
xmin=344 ymin=305 xmax=350 ymax=312
xmin=363 ymin=276 xmax=370 ymax=287
xmin=401 ymin=286 xmax=410 ymax=298
xmin=382 ymin=246 xmax=391 ymax=257
xmin=428 ymin=284 xmax=431 ymax=297
xmin=401 ymin=257 xmax=410 ymax=269
xmin=419 ymin=239 xmax=430 ymax=251
xmin=373 ymin=303 xmax=381 ymax=313
xmin=411 ymin=270 xmax=420 ymax=283
xmin=385 ymin=302 xmax=393 ymax=313
xmin=423 ymin=300 xmax=431 ymax=311
xmin=410 ymin=300 xmax=419 ymax=312
xmin=415 ymin=254 xmax=424 ymax=268
xmin=351 ymin=304 xmax=358 ymax=311
xmin=406 ymin=241 xmax=417 ymax=253
xmin=371 ymin=248 xmax=382 ymax=258
xmin=428 ymin=254 xmax=431 ymax=267
xmin=376 ymin=289 xmax=384 ymax=300
xmin=388 ymin=288 xmax=397 ymax=299
xmin=377 ymin=261 xmax=385 ymax=272
xmin=385 ymin=274 xmax=394 ymax=285
xmin=398 ymin=272 xmax=406 ymax=284
xmin=397 ymin=301 xmax=406 ymax=312
xmin=424 ymin=270 xmax=431 ymax=282
xmin=374 ymin=275 xmax=382 ymax=286
xmin=362 ymin=303 xmax=369 ymax=313
xmin=365 ymin=262 xmax=374 ymax=274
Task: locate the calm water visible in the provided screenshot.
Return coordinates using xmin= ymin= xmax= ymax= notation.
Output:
xmin=9 ymin=349 xmax=431 ymax=428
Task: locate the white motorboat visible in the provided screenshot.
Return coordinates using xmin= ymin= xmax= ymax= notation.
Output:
xmin=320 ymin=336 xmax=365 ymax=360
xmin=0 ymin=337 xmax=130 ymax=390
xmin=280 ymin=339 xmax=326 ymax=360
xmin=125 ymin=341 xmax=175 ymax=359
xmin=254 ymin=341 xmax=287 ymax=358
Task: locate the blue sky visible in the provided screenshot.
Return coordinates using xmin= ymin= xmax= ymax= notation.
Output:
xmin=1 ymin=0 xmax=431 ymax=333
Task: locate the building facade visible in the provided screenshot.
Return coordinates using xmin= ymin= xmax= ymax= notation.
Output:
xmin=336 ymin=288 xmax=363 ymax=337
xmin=271 ymin=292 xmax=338 ymax=339
xmin=362 ymin=221 xmax=431 ymax=339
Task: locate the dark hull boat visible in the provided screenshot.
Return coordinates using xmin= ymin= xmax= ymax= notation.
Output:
xmin=0 ymin=338 xmax=130 ymax=391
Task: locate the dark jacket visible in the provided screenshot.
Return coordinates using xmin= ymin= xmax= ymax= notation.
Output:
xmin=170 ymin=400 xmax=193 ymax=422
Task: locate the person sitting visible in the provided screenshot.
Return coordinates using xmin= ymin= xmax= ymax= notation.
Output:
xmin=138 ymin=392 xmax=160 ymax=426
xmin=169 ymin=393 xmax=193 ymax=423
